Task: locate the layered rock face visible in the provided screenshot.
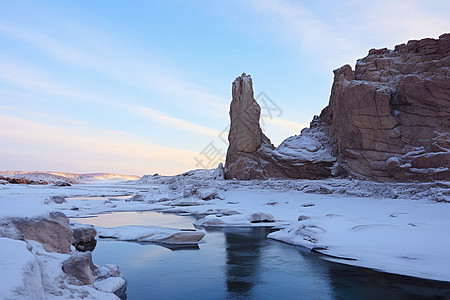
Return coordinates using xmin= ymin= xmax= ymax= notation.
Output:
xmin=323 ymin=33 xmax=450 ymax=181
xmin=225 ymin=34 xmax=450 ymax=181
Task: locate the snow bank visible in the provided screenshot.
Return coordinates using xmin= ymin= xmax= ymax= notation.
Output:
xmin=96 ymin=225 xmax=205 ymax=244
xmin=0 ymin=238 xmax=45 ymax=300
xmin=194 ymin=212 xmax=276 ymax=227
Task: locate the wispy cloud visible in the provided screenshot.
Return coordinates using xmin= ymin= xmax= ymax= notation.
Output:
xmin=356 ymin=0 xmax=450 ymax=46
xmin=241 ymin=0 xmax=450 ymax=69
xmin=0 ymin=60 xmax=104 ymax=103
xmin=0 ymin=22 xmax=229 ymax=117
xmin=0 ymin=61 xmax=223 ymax=139
xmin=244 ymin=0 xmax=366 ymax=68
xmin=0 ymin=113 xmax=197 ymax=175
xmin=130 ymin=105 xmax=222 ymax=138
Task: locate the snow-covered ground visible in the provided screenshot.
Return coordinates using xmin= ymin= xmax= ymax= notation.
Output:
xmin=0 ymin=168 xmax=449 ymax=298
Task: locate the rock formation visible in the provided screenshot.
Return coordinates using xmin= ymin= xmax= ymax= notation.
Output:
xmin=62 ymin=252 xmax=97 ymax=285
xmin=225 ymin=33 xmax=450 ymax=182
xmin=11 ymin=212 xmax=74 ymax=253
xmin=225 ymin=74 xmax=337 ymax=180
xmin=72 ymin=224 xmax=97 ymax=251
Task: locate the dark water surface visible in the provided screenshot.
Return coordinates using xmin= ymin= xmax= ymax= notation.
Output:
xmin=89 ymin=212 xmax=450 ymax=300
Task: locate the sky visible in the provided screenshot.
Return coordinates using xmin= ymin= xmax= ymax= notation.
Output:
xmin=1 ymin=0 xmax=449 ymax=176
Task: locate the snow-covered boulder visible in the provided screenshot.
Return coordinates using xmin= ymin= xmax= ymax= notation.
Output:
xmin=197 ymin=187 xmax=218 ymax=200
xmin=48 ymin=195 xmax=66 ymax=204
xmin=94 ymin=277 xmax=126 ymax=294
xmin=96 ymin=225 xmax=205 ymax=245
xmin=213 ymin=163 xmax=225 ymax=180
xmin=248 ymin=212 xmax=275 ymax=223
xmin=170 ymin=198 xmax=207 ymax=206
xmin=195 ymin=213 xmax=277 ymax=227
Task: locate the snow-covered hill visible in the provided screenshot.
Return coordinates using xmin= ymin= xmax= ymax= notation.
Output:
xmin=0 ymin=171 xmax=139 ymax=184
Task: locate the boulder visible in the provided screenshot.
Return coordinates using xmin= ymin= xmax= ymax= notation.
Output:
xmin=49 ymin=195 xmax=66 ymax=204
xmin=213 ymin=163 xmax=225 ymax=180
xmin=11 ymin=212 xmax=74 ymax=254
xmin=62 ymin=252 xmax=97 ymax=285
xmin=249 ymin=212 xmax=275 ymax=223
xmin=54 ymin=181 xmax=71 ymax=187
xmin=126 ymin=194 xmax=145 ymax=202
xmin=72 ymin=224 xmax=97 ymax=252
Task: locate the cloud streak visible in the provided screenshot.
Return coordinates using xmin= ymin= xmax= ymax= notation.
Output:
xmin=0 ymin=113 xmax=198 ymax=175
xmin=0 ymin=22 xmax=229 ymax=117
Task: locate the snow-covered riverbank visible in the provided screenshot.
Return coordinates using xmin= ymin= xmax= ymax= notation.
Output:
xmin=1 ymin=168 xmax=449 ymax=298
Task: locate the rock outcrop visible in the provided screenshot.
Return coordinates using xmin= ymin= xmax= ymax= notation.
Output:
xmin=62 ymin=252 xmax=97 ymax=285
xmin=225 ymin=74 xmax=337 ymax=180
xmin=72 ymin=224 xmax=97 ymax=252
xmin=225 ymin=33 xmax=450 ymax=182
xmin=10 ymin=212 xmax=74 ymax=253
xmin=322 ymin=33 xmax=450 ymax=181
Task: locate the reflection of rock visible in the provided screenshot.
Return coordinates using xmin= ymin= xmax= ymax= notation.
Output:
xmin=62 ymin=252 xmax=97 ymax=285
xmin=224 ymin=227 xmax=270 ymax=296
xmin=11 ymin=212 xmax=74 ymax=253
xmin=72 ymin=224 xmax=97 ymax=252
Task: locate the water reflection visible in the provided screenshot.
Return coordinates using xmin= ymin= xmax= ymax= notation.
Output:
xmin=88 ymin=211 xmax=450 ymax=299
xmin=223 ymin=227 xmax=269 ymax=297
xmin=295 ymin=246 xmax=450 ymax=300
xmin=72 ymin=211 xmax=197 ymax=229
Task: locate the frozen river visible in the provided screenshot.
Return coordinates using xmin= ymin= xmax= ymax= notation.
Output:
xmin=75 ymin=211 xmax=450 ymax=299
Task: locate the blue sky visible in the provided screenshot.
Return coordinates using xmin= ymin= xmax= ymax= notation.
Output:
xmin=1 ymin=0 xmax=449 ymax=175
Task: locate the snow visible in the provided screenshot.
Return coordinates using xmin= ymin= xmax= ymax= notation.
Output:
xmin=0 ymin=238 xmax=45 ymax=300
xmin=0 ymin=238 xmax=121 ymax=300
xmin=96 ymin=225 xmax=205 ymax=244
xmin=194 ymin=212 xmax=277 ymax=227
xmin=274 ymin=126 xmax=335 ymax=163
xmin=0 ymin=168 xmax=449 ymax=299
xmin=94 ymin=277 xmax=126 ymax=293
xmin=27 ymin=241 xmax=121 ymax=300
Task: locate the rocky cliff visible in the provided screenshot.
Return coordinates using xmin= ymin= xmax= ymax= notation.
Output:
xmin=225 ymin=74 xmax=336 ymax=180
xmin=225 ymin=33 xmax=450 ymax=182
